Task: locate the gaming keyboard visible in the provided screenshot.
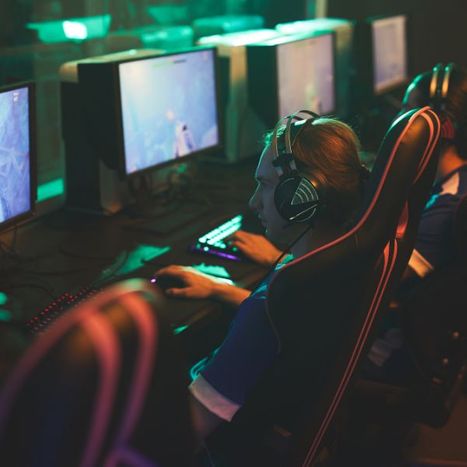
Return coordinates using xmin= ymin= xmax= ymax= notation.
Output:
xmin=24 ymin=285 xmax=100 ymax=335
xmin=190 ymin=214 xmax=244 ymax=261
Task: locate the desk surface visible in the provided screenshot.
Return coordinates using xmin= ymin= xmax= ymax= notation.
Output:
xmin=0 ymin=159 xmax=267 ymax=363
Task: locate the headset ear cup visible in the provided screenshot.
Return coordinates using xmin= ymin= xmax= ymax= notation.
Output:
xmin=274 ymin=175 xmax=320 ymax=223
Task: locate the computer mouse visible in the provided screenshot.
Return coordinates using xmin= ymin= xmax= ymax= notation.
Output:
xmin=150 ymin=275 xmax=186 ymax=292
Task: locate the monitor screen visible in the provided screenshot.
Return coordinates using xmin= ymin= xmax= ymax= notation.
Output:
xmin=118 ymin=48 xmax=220 ymax=176
xmin=0 ymin=84 xmax=34 ymax=229
xmin=372 ymin=15 xmax=407 ymax=94
xmin=277 ymin=33 xmax=335 ymax=117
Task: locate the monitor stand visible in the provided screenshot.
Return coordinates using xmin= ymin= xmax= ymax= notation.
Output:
xmin=124 ymin=174 xmax=211 ymax=235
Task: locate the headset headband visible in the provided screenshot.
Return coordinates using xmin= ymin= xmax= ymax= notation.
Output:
xmin=429 ymin=63 xmax=442 ymax=99
xmin=272 ymin=109 xmax=320 ymax=175
xmin=441 ymin=62 xmax=454 ymax=98
xmin=430 ymin=62 xmax=455 ymax=102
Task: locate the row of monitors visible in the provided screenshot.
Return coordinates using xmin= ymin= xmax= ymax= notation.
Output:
xmin=65 ymin=34 xmax=335 ymax=178
xmin=0 ymin=14 xmax=407 ymax=231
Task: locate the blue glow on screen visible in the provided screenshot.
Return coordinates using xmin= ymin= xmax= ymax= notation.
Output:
xmin=0 ymin=87 xmax=31 ymax=224
xmin=119 ymin=49 xmax=219 ymax=175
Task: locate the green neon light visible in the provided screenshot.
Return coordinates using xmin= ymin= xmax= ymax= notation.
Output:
xmin=63 ymin=21 xmax=88 ymax=40
xmin=0 ymin=292 xmax=7 ymax=306
xmin=173 ymin=325 xmax=188 ymax=335
xmin=26 ymin=15 xmax=111 ymax=43
xmin=37 ymin=178 xmax=65 ymax=202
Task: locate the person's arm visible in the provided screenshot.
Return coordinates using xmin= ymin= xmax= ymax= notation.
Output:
xmin=229 ymin=230 xmax=282 ymax=267
xmin=155 ymin=265 xmax=251 ymax=307
xmin=189 ymin=394 xmax=223 ymax=443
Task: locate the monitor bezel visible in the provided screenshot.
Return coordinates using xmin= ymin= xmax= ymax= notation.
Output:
xmin=113 ymin=46 xmax=223 ymax=179
xmin=0 ymin=81 xmax=36 ymax=233
xmin=274 ymin=31 xmax=337 ymax=119
xmin=368 ymin=14 xmax=408 ymax=96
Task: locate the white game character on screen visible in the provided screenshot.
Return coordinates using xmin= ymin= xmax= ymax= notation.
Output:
xmin=174 ymin=121 xmax=196 ymax=158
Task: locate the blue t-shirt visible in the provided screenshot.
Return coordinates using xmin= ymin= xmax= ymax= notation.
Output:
xmin=189 ymin=260 xmax=291 ymax=421
xmin=408 ymin=165 xmax=467 ymax=276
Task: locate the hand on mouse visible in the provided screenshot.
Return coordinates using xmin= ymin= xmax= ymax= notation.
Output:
xmin=154 ymin=265 xmax=251 ymax=306
xmin=229 ymin=230 xmax=282 ymax=267
xmin=155 ymin=265 xmax=226 ymax=299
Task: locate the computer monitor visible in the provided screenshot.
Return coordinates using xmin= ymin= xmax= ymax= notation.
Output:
xmin=61 ymin=47 xmax=220 ymax=213
xmin=275 ymin=18 xmax=354 ymax=118
xmin=371 ymin=15 xmax=407 ymax=94
xmin=197 ymin=29 xmax=282 ymax=162
xmin=248 ymin=32 xmax=335 ymax=128
xmin=116 ymin=48 xmax=220 ymax=176
xmin=0 ymin=83 xmax=35 ymax=232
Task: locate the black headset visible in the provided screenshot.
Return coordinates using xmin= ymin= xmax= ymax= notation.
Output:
xmin=271 ymin=110 xmax=323 ymax=224
xmin=402 ymin=63 xmax=457 ymax=142
xmin=429 ymin=62 xmax=454 ymax=112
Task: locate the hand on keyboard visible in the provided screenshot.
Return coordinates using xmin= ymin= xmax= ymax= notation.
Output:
xmin=229 ymin=230 xmax=282 ymax=267
xmin=190 ymin=215 xmax=244 ymax=261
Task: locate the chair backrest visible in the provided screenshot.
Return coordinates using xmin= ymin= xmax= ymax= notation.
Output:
xmin=0 ymin=279 xmax=195 ymax=467
xmin=238 ymin=107 xmax=441 ymax=465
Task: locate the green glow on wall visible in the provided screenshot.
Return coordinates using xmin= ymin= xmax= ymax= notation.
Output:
xmin=37 ymin=178 xmax=65 ymax=202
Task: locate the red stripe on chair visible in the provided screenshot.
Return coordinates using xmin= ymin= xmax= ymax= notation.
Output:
xmin=396 ymin=202 xmax=409 ymax=239
xmin=105 ymin=293 xmax=159 ymax=466
xmin=80 ymin=314 xmax=120 ymax=467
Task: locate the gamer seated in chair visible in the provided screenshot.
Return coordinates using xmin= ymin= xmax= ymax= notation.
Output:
xmin=156 ymin=110 xmax=368 ymax=440
xmin=163 ymin=64 xmax=467 ymax=389
xmin=229 ymin=64 xmax=467 ymax=378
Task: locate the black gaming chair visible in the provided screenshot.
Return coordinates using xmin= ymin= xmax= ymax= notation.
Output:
xmin=0 ymin=279 xmax=195 ymax=467
xmin=217 ymin=107 xmax=442 ymax=466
